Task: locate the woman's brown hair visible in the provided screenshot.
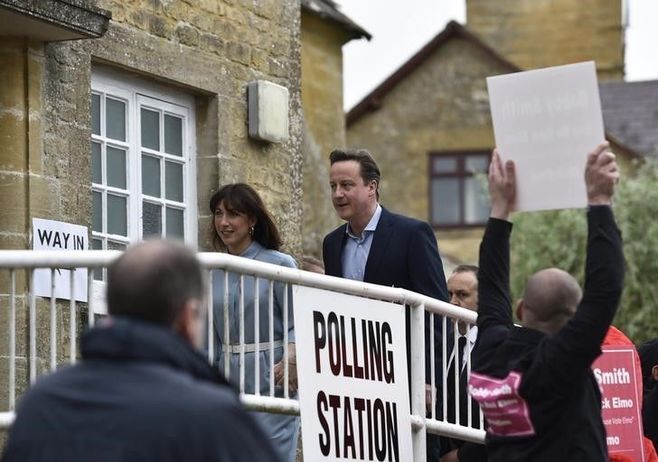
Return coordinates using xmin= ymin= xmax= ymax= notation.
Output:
xmin=209 ymin=183 xmax=282 ymax=252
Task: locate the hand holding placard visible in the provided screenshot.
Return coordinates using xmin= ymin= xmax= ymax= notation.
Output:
xmin=488 ymin=149 xmax=516 ymax=221
xmin=585 ymin=142 xmax=620 ymax=206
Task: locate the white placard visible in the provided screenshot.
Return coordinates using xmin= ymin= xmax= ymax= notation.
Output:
xmin=487 ymin=61 xmax=605 ymax=211
xmin=32 ymin=218 xmax=88 ymax=302
xmin=293 ymin=286 xmax=412 ymax=462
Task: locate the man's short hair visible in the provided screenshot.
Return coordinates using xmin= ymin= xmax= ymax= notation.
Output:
xmin=107 ymin=240 xmax=203 ymax=326
xmin=329 ymin=148 xmax=381 ymax=198
xmin=452 ymin=264 xmax=479 ymax=277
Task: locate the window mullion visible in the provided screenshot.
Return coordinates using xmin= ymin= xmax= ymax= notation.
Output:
xmin=130 ymin=92 xmax=141 ymax=243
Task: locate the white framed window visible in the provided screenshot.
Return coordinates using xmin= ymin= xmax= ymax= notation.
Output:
xmin=91 ymin=68 xmax=197 ymax=280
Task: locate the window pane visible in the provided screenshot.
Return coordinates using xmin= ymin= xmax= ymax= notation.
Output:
xmin=107 ymin=194 xmax=127 ymax=236
xmin=431 ymin=178 xmax=460 ymax=225
xmin=166 ymin=207 xmax=184 ymax=239
xmin=465 ymin=155 xmax=489 ymax=174
xmin=464 ymin=177 xmax=489 ymax=224
xmin=92 ymin=238 xmax=103 ymax=280
xmin=92 ymin=191 xmax=102 ymax=232
xmin=107 ymin=146 xmax=127 ymax=189
xmin=165 ymin=161 xmax=183 ymax=202
xmin=432 ymin=157 xmax=457 ymax=174
xmin=141 ymin=108 xmax=160 ymax=150
xmin=164 ymin=114 xmax=183 ymax=156
xmin=108 ymin=241 xmax=127 ymax=251
xmin=142 ymin=154 xmax=161 ymax=197
xmin=143 ymin=201 xmax=162 ymax=237
xmin=91 ymin=142 xmax=102 ymax=184
xmin=106 ymin=98 xmax=126 ymax=141
xmin=91 ymin=93 xmax=101 ymax=136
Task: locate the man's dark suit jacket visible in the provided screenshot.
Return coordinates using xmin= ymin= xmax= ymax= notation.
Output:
xmin=322 ymin=206 xmax=449 ymax=385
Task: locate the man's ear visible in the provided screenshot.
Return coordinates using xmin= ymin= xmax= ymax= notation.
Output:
xmin=652 ymin=365 xmax=658 ymax=382
xmin=515 ymin=299 xmax=524 ymax=322
xmin=369 ymin=180 xmax=378 ymax=197
xmin=174 ymin=300 xmax=200 ymax=348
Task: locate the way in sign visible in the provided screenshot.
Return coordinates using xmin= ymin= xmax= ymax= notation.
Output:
xmin=37 ymin=229 xmax=84 ymax=250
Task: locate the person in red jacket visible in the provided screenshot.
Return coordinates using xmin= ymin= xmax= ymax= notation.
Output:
xmin=602 ymin=326 xmax=658 ymax=462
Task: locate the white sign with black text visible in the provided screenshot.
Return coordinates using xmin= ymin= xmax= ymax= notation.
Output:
xmin=32 ymin=218 xmax=88 ymax=302
xmin=487 ymin=61 xmax=605 ymax=211
xmin=293 ymin=286 xmax=412 ymax=462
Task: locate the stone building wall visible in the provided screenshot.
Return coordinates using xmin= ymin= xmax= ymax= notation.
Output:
xmin=2 ymin=0 xmax=303 ymax=256
xmin=347 ymin=37 xmax=510 ymax=263
xmin=300 ymin=11 xmax=346 ymax=257
xmin=0 ymin=0 xmax=303 ymax=425
xmin=346 ymin=34 xmax=636 ymax=265
xmin=467 ymin=0 xmax=625 ymax=80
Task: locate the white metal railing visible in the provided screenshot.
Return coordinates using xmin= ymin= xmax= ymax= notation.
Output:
xmin=0 ymin=250 xmax=485 ymax=460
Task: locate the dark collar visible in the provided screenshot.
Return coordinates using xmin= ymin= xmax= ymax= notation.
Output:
xmin=82 ymin=317 xmax=229 ymax=387
xmin=510 ymin=325 xmax=547 ymax=344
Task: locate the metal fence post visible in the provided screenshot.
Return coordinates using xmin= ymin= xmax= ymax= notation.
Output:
xmin=410 ymin=301 xmax=427 ymax=462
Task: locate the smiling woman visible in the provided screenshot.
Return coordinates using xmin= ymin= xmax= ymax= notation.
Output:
xmin=208 ymin=183 xmax=300 ymax=462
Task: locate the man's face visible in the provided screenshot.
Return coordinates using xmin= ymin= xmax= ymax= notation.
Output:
xmin=448 ymin=271 xmax=478 ymax=312
xmin=329 ymin=160 xmax=377 ymax=223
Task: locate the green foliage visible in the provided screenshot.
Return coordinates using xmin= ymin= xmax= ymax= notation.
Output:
xmin=509 ymin=159 xmax=658 ymax=343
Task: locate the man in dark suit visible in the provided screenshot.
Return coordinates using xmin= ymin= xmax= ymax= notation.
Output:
xmin=440 ymin=265 xmax=486 ymax=462
xmin=322 ymin=148 xmax=449 ymax=460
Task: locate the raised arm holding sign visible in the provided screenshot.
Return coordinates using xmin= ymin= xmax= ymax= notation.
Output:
xmin=470 ymin=143 xmax=624 ymax=462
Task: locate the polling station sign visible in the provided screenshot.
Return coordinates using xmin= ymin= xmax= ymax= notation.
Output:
xmin=32 ymin=218 xmax=88 ymax=302
xmin=592 ymin=347 xmax=645 ymax=461
xmin=293 ymin=286 xmax=412 ymax=462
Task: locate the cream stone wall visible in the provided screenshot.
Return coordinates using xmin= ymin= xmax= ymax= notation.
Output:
xmin=0 ymin=0 xmax=304 ymax=423
xmin=347 ymin=38 xmax=510 ymax=264
xmin=300 ymin=12 xmax=348 ymax=257
xmin=467 ymin=0 xmax=625 ymax=80
xmin=1 ymin=0 xmax=303 ymax=256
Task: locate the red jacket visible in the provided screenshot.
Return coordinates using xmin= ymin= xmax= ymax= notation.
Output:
xmin=603 ymin=326 xmax=658 ymax=462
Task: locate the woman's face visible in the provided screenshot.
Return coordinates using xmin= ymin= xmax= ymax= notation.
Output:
xmin=213 ymin=200 xmax=256 ymax=255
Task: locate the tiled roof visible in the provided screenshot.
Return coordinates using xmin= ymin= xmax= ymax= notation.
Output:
xmin=600 ymin=80 xmax=658 ymax=157
xmin=301 ymin=0 xmax=371 ymax=40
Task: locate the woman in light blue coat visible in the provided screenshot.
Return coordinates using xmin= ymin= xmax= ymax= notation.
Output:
xmin=209 ymin=183 xmax=299 ymax=462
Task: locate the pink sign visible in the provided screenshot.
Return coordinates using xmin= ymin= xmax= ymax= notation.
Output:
xmin=469 ymin=371 xmax=535 ymax=437
xmin=592 ymin=347 xmax=645 ymax=461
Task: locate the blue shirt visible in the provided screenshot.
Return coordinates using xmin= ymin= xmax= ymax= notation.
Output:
xmin=342 ymin=205 xmax=382 ymax=281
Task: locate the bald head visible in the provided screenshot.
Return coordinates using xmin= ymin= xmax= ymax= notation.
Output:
xmin=521 ymin=268 xmax=582 ymax=334
xmin=107 ymin=240 xmax=203 ymax=327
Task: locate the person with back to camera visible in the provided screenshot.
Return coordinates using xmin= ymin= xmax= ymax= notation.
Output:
xmin=209 ymin=183 xmax=299 ymax=462
xmin=2 ymin=240 xmax=281 ymax=462
xmin=470 ymin=142 xmax=623 ymax=461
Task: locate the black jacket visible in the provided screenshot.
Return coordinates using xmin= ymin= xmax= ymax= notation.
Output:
xmin=323 ymin=206 xmax=449 ymax=459
xmin=2 ymin=317 xmax=281 ymax=462
xmin=470 ymin=207 xmax=624 ymax=462
xmin=645 ymin=386 xmax=658 ymax=452
xmin=323 ymin=207 xmax=449 ymax=381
